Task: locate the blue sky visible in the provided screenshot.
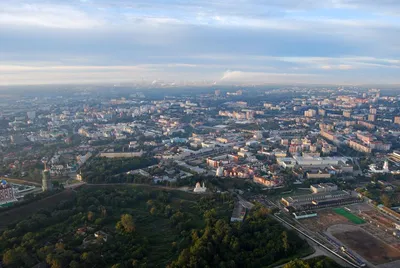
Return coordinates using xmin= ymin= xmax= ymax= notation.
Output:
xmin=1 ymin=0 xmax=400 ymax=86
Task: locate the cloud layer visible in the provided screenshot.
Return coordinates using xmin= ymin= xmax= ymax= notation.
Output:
xmin=1 ymin=0 xmax=400 ymax=85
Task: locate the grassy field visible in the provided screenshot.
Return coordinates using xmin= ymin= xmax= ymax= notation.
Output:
xmin=333 ymin=208 xmax=366 ymax=224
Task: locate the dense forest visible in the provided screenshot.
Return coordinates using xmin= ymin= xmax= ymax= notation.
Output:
xmin=80 ymin=157 xmax=157 ymax=183
xmin=169 ymin=204 xmax=310 ymax=267
xmin=0 ymin=186 xmax=337 ymax=267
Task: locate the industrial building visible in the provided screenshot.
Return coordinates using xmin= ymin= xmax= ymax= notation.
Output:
xmin=277 ymin=156 xmax=352 ymax=175
xmin=388 ymin=151 xmax=400 ymax=165
xmin=306 ymin=171 xmax=331 ymax=179
xmin=281 ymin=190 xmax=361 ymax=211
xmin=310 ymin=183 xmax=338 ymax=193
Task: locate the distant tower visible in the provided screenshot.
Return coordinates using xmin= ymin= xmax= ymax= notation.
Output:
xmin=383 ymin=160 xmax=389 ymax=172
xmin=42 ymin=162 xmax=53 ymax=192
xmin=216 ymin=167 xmax=224 ymax=177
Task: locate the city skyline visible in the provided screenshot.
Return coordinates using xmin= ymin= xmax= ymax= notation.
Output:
xmin=1 ymin=0 xmax=400 ymax=86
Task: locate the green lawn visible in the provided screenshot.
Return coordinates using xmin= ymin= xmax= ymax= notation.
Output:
xmin=333 ymin=208 xmax=366 ymax=224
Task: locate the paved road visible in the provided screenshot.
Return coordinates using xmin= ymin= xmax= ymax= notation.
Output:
xmin=1 ymin=177 xmax=41 ymax=186
xmin=273 ymin=213 xmax=359 ymax=268
xmin=353 ymin=157 xmax=363 ymax=176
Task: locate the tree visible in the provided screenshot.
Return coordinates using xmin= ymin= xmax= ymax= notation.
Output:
xmin=81 ymin=252 xmax=96 ymax=264
xmin=150 ymin=207 xmax=157 ymax=215
xmin=87 ymin=211 xmax=95 ymax=221
xmin=2 ymin=249 xmax=20 ymax=266
xmin=69 ymin=260 xmax=80 ymax=268
xmin=282 ymin=231 xmax=290 ymax=253
xmin=117 ymin=214 xmax=135 ymax=233
xmin=46 ymin=254 xmax=62 ymax=268
xmin=381 ymin=194 xmax=392 ymax=207
xmin=283 ymin=259 xmax=311 ymax=268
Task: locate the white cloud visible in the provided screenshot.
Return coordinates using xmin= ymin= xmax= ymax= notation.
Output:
xmin=219 ymin=70 xmax=320 ymax=84
xmin=321 ymin=64 xmax=353 ymax=70
xmin=0 ymin=3 xmax=103 ymax=29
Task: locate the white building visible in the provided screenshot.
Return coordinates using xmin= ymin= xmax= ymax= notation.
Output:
xmin=310 ymin=183 xmax=338 ymax=193
xmin=216 ymin=167 xmax=224 ymax=177
xmin=304 ymin=109 xmax=317 ymax=117
xmin=277 ymin=158 xmax=297 ymax=169
xmin=369 ymin=160 xmax=389 ymax=173
xmin=194 ymin=182 xmax=207 ymax=193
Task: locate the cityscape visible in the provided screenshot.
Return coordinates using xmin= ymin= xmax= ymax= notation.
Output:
xmin=0 ymin=86 xmax=400 ymax=267
xmin=2 ymin=0 xmax=400 ymax=268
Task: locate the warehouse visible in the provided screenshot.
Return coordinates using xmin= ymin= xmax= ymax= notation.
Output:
xmin=281 ymin=190 xmax=361 ymax=211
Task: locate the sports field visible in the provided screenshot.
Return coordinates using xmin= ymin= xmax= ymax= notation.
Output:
xmin=333 ymin=208 xmax=366 ymax=224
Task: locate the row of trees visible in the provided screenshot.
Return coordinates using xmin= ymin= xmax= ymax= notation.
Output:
xmin=283 ymin=256 xmax=342 ymax=268
xmin=81 ymin=157 xmax=157 ymax=183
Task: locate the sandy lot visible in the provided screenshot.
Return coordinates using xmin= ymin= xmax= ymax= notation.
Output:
xmin=329 ymin=224 xmax=400 ymax=265
xmin=300 ymin=209 xmax=351 ymax=232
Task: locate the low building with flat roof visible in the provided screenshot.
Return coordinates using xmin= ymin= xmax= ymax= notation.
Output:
xmin=281 ymin=190 xmax=361 ymax=211
xmin=311 ymin=183 xmax=338 ymax=193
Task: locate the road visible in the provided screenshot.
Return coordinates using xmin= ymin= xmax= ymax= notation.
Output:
xmin=273 ymin=213 xmax=360 ymax=268
xmin=1 ymin=177 xmax=41 ymax=186
xmin=353 ymin=157 xmax=363 ymax=176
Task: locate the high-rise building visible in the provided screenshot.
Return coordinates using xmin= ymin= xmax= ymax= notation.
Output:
xmin=304 ymin=109 xmax=317 ymax=117
xmin=216 ymin=167 xmax=224 ymax=177
xmin=343 ymin=110 xmax=351 ymax=118
xmin=246 ymin=111 xmax=255 ymax=120
xmin=394 ymin=116 xmax=400 ymax=125
xmin=368 ymin=114 xmax=376 ymax=122
xmin=318 ymin=109 xmax=326 ymax=117
xmin=42 ymin=169 xmax=53 ymax=192
xmin=370 ymin=107 xmax=377 ymax=114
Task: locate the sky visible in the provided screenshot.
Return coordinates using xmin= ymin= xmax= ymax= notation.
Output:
xmin=1 ymin=0 xmax=400 ymax=86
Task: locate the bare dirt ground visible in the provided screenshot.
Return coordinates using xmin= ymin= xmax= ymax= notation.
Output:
xmin=300 ymin=209 xmax=351 ymax=232
xmin=362 ymin=210 xmax=395 ymax=229
xmin=329 ymin=224 xmax=400 ymax=265
xmin=362 ymin=224 xmax=400 ymax=251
